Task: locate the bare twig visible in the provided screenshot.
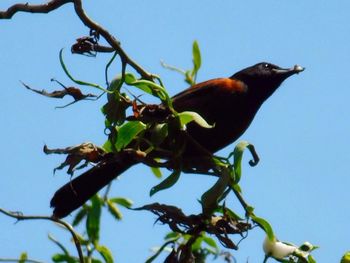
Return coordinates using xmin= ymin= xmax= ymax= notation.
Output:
xmin=0 ymin=0 xmax=154 ymax=80
xmin=71 ymin=0 xmax=153 ymax=79
xmin=0 ymin=207 xmax=84 ymax=263
xmin=0 ymin=0 xmax=72 ymax=18
xmin=94 ymin=44 xmax=115 ymax=53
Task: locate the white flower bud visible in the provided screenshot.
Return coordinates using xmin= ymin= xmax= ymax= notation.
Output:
xmin=263 ymin=236 xmax=296 ymax=259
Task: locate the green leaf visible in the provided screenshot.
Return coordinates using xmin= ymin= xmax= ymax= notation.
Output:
xmin=232 ymin=141 xmax=251 ymax=183
xmin=202 ymin=236 xmax=219 ymax=254
xmin=109 ymin=76 xmax=123 ymax=91
xmin=96 ymin=245 xmax=114 ymax=263
xmin=124 ymin=73 xmax=171 ymax=105
xmin=124 ymin=73 xmax=137 ymax=84
xmin=185 ymin=70 xmax=194 ymax=85
xmin=72 ymin=208 xmax=87 ymax=226
xmin=102 ymin=89 xmax=130 ymax=127
xmin=59 ymin=49 xmax=108 ymax=93
xmin=178 ymin=111 xmax=214 ymax=128
xmin=48 ymin=234 xmax=71 ymax=255
xmin=192 ymin=236 xmax=204 ymax=251
xmin=75 ymin=233 xmax=90 ymax=246
xmin=52 ymin=253 xmax=76 ymax=263
xmin=115 ymin=121 xmax=146 ymax=151
xmin=107 ymin=200 xmax=122 ymax=220
xmin=150 ymin=123 xmax=168 ymax=146
xmin=86 ymin=195 xmax=102 ymax=243
xmin=109 ymin=197 xmax=133 ymax=208
xmin=251 ymin=215 xmax=274 ymax=241
xmin=192 ymin=40 xmax=201 ymax=73
xmin=164 ymin=232 xmax=181 ymax=241
xmin=19 ymin=252 xmax=28 ymax=263
xmin=201 ymin=168 xmax=230 ymax=216
xmin=341 ymin=251 xmax=350 ymax=263
xmin=308 ymin=254 xmax=317 ymax=263
xmin=146 ymin=241 xmax=174 ymax=263
xmin=150 ymin=166 xmax=162 ymax=178
xmin=150 ymin=170 xmax=181 ymax=196
xmin=102 ymin=139 xmax=113 ymax=153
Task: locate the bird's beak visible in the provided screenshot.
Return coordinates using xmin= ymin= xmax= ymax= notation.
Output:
xmin=273 ymin=65 xmax=305 ymax=76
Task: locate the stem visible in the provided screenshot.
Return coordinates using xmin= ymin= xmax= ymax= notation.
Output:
xmin=0 ymin=0 xmax=154 ymax=80
xmin=0 ymin=208 xmax=84 ymax=263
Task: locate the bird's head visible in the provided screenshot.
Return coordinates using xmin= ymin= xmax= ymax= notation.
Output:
xmin=231 ymin=62 xmax=304 ymax=101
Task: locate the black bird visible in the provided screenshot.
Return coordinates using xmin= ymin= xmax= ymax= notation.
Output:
xmin=51 ymin=62 xmax=304 ymax=218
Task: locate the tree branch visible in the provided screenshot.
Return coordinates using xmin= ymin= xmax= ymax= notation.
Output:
xmin=0 ymin=0 xmax=72 ymax=18
xmin=0 ymin=207 xmax=84 ymax=263
xmin=71 ymin=0 xmax=153 ymax=79
xmin=0 ymin=0 xmax=153 ymax=80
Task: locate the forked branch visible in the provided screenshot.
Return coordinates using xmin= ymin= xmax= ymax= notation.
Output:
xmin=0 ymin=0 xmax=153 ymax=80
xmin=0 ymin=207 xmax=84 ymax=263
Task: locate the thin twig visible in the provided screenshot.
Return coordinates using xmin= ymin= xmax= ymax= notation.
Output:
xmin=72 ymin=0 xmax=153 ymax=80
xmin=0 ymin=0 xmax=72 ymax=19
xmin=0 ymin=0 xmax=153 ymax=80
xmin=0 ymin=207 xmax=84 ymax=263
xmin=103 ymin=182 xmax=113 ymax=201
xmin=93 ymin=44 xmax=115 ymax=53
xmin=231 ymin=187 xmax=265 ymax=230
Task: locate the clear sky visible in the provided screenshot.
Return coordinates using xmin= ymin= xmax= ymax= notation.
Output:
xmin=1 ymin=0 xmax=350 ymax=262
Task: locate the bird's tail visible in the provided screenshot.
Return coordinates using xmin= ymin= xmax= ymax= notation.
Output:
xmin=50 ymin=154 xmax=137 ymax=218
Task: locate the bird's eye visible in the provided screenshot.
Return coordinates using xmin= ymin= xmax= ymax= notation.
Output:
xmin=264 ymin=63 xmax=271 ymax=69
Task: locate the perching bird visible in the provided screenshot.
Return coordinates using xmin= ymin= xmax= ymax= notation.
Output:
xmin=50 ymin=62 xmax=304 ymax=218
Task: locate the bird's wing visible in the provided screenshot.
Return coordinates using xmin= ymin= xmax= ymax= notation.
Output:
xmin=172 ymin=78 xmax=247 ymax=110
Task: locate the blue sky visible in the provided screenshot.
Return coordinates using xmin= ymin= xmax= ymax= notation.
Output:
xmin=1 ymin=0 xmax=350 ymax=262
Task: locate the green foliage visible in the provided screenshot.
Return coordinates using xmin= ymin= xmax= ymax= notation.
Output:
xmin=232 ymin=140 xmax=251 ymax=183
xmin=201 ymin=168 xmax=230 ymax=216
xmin=64 ymin=40 xmax=316 ymax=262
xmin=18 ymin=252 xmax=28 ymax=263
xmin=115 ymin=121 xmax=146 ymax=151
xmin=124 ymin=73 xmax=172 ymax=107
xmin=162 ymin=40 xmax=202 ymax=86
xmin=192 ymin=41 xmax=202 ymax=75
xmin=101 ymin=79 xmax=130 ymax=127
xmin=22 ymin=41 xmax=317 ymax=263
xmin=185 ymin=40 xmax=202 ymax=85
xmin=106 ymin=200 xmax=123 ymax=220
xmin=150 ymin=170 xmax=181 ymax=196
xmin=52 ymin=253 xmax=77 ymax=263
xmin=178 ymin=111 xmax=214 ymax=129
xmin=251 ymin=215 xmax=275 ymax=241
xmin=150 ymin=166 xmax=162 ymax=178
xmin=147 ymin=232 xmax=228 ymax=263
xmin=96 ymin=245 xmax=114 ymax=263
xmin=72 ymin=208 xmax=88 ymax=227
xmin=54 ymin=194 xmax=134 ymax=263
xmin=86 ymin=195 xmax=102 ymax=243
xmin=106 ymin=197 xmax=133 ymax=220
xmin=59 ymin=49 xmax=109 ymax=93
xmin=109 ymin=197 xmax=133 ymax=208
xmin=341 ymin=252 xmax=350 ymax=263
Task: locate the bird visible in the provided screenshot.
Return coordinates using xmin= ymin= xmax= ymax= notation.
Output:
xmin=50 ymin=62 xmax=304 ymax=218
